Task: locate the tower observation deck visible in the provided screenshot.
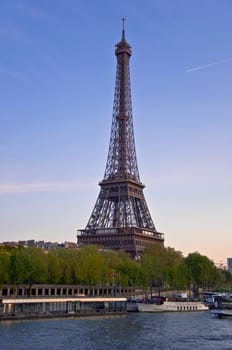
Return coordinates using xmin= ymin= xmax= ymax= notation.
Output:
xmin=77 ymin=23 xmax=164 ymax=257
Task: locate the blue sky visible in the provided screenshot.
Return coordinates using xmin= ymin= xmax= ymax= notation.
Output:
xmin=0 ymin=0 xmax=231 ymax=265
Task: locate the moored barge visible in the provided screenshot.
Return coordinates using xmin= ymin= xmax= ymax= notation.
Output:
xmin=0 ymin=296 xmax=127 ymax=320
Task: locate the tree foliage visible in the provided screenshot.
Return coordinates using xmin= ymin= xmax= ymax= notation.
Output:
xmin=185 ymin=252 xmax=218 ymax=295
xmin=0 ymin=248 xmax=10 ymax=286
xmin=0 ymin=245 xmax=226 ymax=293
xmin=141 ymin=244 xmax=185 ymax=294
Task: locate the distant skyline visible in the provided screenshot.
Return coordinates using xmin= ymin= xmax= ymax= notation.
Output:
xmin=0 ymin=0 xmax=231 ymax=265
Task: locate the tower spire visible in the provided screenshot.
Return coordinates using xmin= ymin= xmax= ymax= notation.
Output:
xmin=77 ymin=27 xmax=164 ymax=257
xmin=122 ymin=17 xmax=125 ymax=40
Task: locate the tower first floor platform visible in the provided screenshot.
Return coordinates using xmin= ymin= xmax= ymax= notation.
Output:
xmin=77 ymin=227 xmax=164 ymax=257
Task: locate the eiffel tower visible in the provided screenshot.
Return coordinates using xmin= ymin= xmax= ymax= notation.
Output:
xmin=77 ymin=21 xmax=164 ymax=257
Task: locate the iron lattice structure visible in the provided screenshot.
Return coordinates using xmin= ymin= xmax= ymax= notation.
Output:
xmin=77 ymin=25 xmax=164 ymax=256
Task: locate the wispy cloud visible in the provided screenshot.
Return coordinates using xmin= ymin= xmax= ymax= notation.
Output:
xmin=0 ymin=23 xmax=29 ymax=42
xmin=144 ymin=174 xmax=195 ymax=185
xmin=186 ymin=58 xmax=232 ymax=72
xmin=0 ymin=66 xmax=27 ymax=80
xmin=0 ymin=2 xmax=57 ymax=43
xmin=14 ymin=2 xmax=57 ymax=23
xmin=0 ymin=181 xmax=96 ymax=195
xmin=144 ymin=168 xmax=232 ymax=186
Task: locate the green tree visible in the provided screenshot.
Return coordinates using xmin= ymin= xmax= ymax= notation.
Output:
xmin=218 ymin=268 xmax=232 ymax=285
xmin=0 ymin=249 xmax=10 ymax=285
xmin=47 ymin=251 xmax=62 ymax=284
xmin=161 ymin=247 xmax=183 ymax=290
xmin=25 ymin=248 xmax=48 ymax=284
xmin=8 ymin=247 xmax=48 ymax=285
xmin=9 ymin=248 xmax=30 ymax=284
xmin=185 ymin=252 xmax=218 ymax=296
xmin=118 ymin=258 xmax=145 ymax=287
xmin=55 ymin=249 xmax=74 ymax=284
xmin=75 ymin=246 xmax=108 ymax=285
xmin=140 ymin=243 xmax=168 ymax=296
xmin=171 ymin=261 xmax=192 ymax=291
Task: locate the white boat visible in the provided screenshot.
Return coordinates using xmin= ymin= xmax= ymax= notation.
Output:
xmin=210 ymin=295 xmax=232 ymax=318
xmin=211 ymin=309 xmax=232 ymax=318
xmin=137 ymin=298 xmax=208 ymax=313
xmin=126 ymin=298 xmax=141 ymax=312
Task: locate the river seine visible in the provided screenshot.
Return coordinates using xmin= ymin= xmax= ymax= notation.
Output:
xmin=1 ymin=312 xmax=232 ymax=349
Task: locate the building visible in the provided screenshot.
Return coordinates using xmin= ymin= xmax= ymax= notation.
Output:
xmin=227 ymin=258 xmax=232 ymax=272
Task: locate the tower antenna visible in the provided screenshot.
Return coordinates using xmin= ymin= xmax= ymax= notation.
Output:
xmin=122 ymin=17 xmax=125 ymax=39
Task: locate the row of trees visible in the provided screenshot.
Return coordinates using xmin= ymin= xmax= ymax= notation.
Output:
xmin=0 ymin=244 xmax=231 ymax=296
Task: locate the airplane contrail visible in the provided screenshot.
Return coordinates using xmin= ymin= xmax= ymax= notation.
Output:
xmin=186 ymin=58 xmax=232 ymax=72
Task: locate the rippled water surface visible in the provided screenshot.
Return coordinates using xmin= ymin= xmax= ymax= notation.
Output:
xmin=1 ymin=312 xmax=232 ymax=349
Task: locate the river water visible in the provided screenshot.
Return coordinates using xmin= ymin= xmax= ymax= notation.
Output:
xmin=0 ymin=312 xmax=232 ymax=349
